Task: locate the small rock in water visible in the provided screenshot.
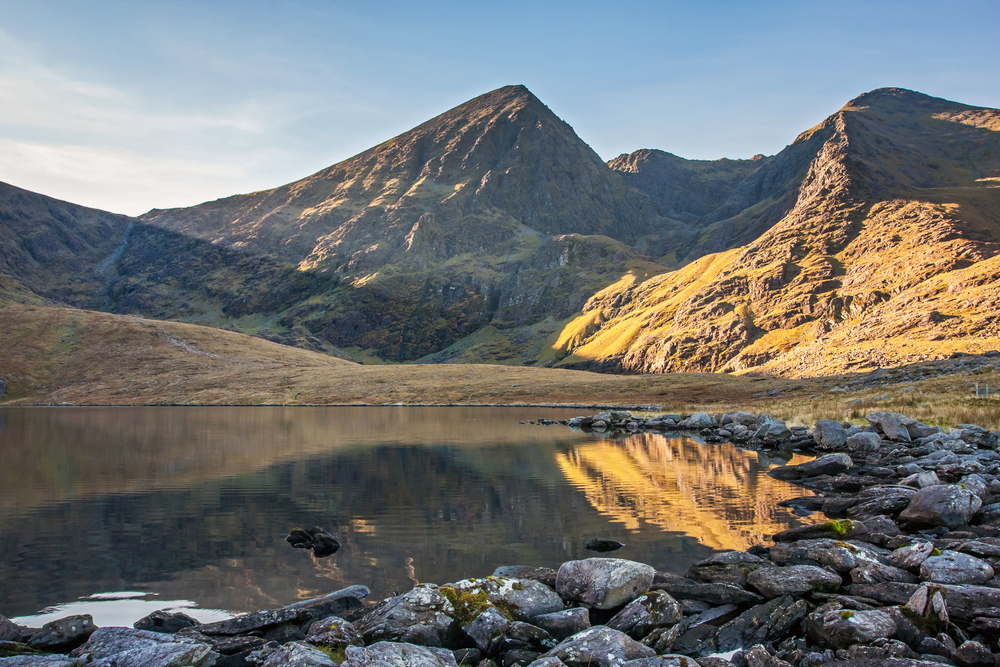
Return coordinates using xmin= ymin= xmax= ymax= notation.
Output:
xmin=286 ymin=526 xmax=342 ymax=558
xmin=585 ymin=539 xmax=625 ymax=552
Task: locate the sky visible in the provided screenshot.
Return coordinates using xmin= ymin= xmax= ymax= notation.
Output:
xmin=1 ymin=0 xmax=998 ymax=216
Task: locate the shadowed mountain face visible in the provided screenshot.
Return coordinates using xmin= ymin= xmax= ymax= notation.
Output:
xmin=2 ymin=86 xmax=998 ymax=373
xmin=558 ymin=88 xmax=1000 ymax=374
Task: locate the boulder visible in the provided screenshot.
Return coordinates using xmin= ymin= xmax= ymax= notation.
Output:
xmin=622 ymin=658 xmax=702 ymax=667
xmin=70 ymin=627 xmax=217 ymax=667
xmin=248 ymin=641 xmax=335 ymax=666
xmin=133 ymin=610 xmax=199 ymax=634
xmin=889 ymin=541 xmax=936 ymax=569
xmin=342 ymin=642 xmax=459 ymax=667
xmin=28 ymin=615 xmax=96 ymax=652
xmin=539 ymin=627 xmax=654 ymax=667
xmin=306 ymin=616 xmax=364 ymax=651
xmin=845 ymin=432 xmax=883 ymax=454
xmin=556 ymin=559 xmax=654 ymax=610
xmin=0 ymin=656 xmax=75 ymax=666
xmin=605 ymin=591 xmax=682 ymax=639
xmin=848 ymin=489 xmax=914 ymax=521
xmin=758 ymin=420 xmax=792 ymax=444
xmin=850 ymin=563 xmax=918 ymax=584
xmin=687 ymin=412 xmax=714 ymax=429
xmin=956 ymin=425 xmax=999 ymax=450
xmin=444 ymin=577 xmax=564 ymax=621
xmin=953 ymin=640 xmax=997 ymax=667
xmin=650 ymin=572 xmax=763 ymax=606
xmin=768 ymin=454 xmax=853 ymax=481
xmin=531 ymin=609 xmax=590 ymax=642
xmin=899 ymin=484 xmax=983 ymax=528
xmin=354 ymin=584 xmax=457 ymax=647
xmin=771 ymin=518 xmax=868 ymax=542
xmin=746 ymin=565 xmax=842 ymax=598
xmin=462 ymin=607 xmax=509 ymax=654
xmin=686 ymin=551 xmax=772 ymax=587
xmin=866 ymin=412 xmax=914 ymax=442
xmin=492 ymin=567 xmax=558 ymax=590
xmin=919 ymin=551 xmax=995 ymax=584
xmin=707 ymin=595 xmax=809 ymax=656
xmin=503 ymin=622 xmax=557 ymax=653
xmin=805 ymin=607 xmax=897 ymax=650
xmin=814 ymin=420 xmax=848 ymax=450
xmin=0 ymin=616 xmax=28 ymax=643
xmin=805 ymin=540 xmax=889 ymax=573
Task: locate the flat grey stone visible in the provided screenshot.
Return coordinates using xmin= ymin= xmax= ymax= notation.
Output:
xmin=806 ymin=607 xmax=897 ymax=650
xmin=920 ymin=551 xmax=995 ymax=584
xmin=746 ymin=565 xmax=842 ymax=598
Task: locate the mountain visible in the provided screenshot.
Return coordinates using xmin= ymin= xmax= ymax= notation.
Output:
xmin=2 ymin=85 xmax=998 ymax=377
xmin=127 ymin=85 xmax=669 ymax=360
xmin=556 ymin=88 xmax=1000 ymax=374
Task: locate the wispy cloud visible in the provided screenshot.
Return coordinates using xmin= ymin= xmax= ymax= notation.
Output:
xmin=0 ymin=138 xmax=260 ymax=215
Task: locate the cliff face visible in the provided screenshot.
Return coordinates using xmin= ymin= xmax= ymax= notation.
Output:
xmin=558 ymin=89 xmax=1000 ymax=374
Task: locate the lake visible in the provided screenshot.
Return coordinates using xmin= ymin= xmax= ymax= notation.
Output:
xmin=0 ymin=406 xmax=817 ymax=626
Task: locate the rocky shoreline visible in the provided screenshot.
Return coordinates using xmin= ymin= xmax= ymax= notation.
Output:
xmin=3 ymin=409 xmax=1000 ymax=667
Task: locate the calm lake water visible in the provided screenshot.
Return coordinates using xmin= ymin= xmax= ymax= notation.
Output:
xmin=0 ymin=407 xmax=817 ymax=626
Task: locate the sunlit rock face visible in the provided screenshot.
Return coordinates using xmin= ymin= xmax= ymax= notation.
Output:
xmin=555 ymin=433 xmax=817 ymax=551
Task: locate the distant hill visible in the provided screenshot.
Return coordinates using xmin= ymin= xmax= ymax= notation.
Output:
xmin=1 ymin=86 xmax=998 ymax=376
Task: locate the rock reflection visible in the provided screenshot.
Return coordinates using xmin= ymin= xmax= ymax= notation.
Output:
xmin=556 ymin=433 xmax=817 ymax=551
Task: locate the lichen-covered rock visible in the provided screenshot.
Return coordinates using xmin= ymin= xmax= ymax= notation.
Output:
xmin=952 ymin=640 xmax=997 ymax=667
xmin=445 ymin=578 xmax=563 ymax=622
xmin=249 ymin=640 xmax=338 ymax=666
xmin=70 ymin=627 xmax=205 ymax=661
xmin=850 ymin=563 xmax=918 ymax=585
xmin=306 ymin=616 xmax=364 ymax=651
xmin=0 ymin=657 xmax=75 ymax=666
xmin=539 ymin=626 xmax=654 ymax=667
xmin=955 ymin=425 xmax=1000 ymax=450
xmin=686 ymin=551 xmax=773 ymax=587
xmin=606 ymin=591 xmax=682 ymax=639
xmin=354 ymin=585 xmax=457 ymax=647
xmin=805 ymin=540 xmax=889 ymax=573
xmin=746 ymin=565 xmax=842 ymax=599
xmin=556 ymin=559 xmax=654 ymax=610
xmin=771 ymin=518 xmax=867 ymax=543
xmin=899 ymin=485 xmax=983 ymax=528
xmin=805 ymin=607 xmax=897 ymax=650
xmin=531 ymin=609 xmax=590 ymax=642
xmin=462 ymin=607 xmax=509 ymax=654
xmin=28 ymin=615 xmax=96 ymax=652
xmin=919 ymin=550 xmax=995 ymax=584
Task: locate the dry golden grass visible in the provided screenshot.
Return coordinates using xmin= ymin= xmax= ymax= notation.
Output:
xmin=0 ymin=304 xmax=776 ymax=407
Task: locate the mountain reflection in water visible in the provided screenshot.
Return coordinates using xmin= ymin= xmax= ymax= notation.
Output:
xmin=557 ymin=435 xmax=816 ymax=551
xmin=0 ymin=407 xmax=817 ymax=622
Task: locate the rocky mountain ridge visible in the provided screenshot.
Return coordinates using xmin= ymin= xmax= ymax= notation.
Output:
xmin=2 ymin=86 xmax=998 ymax=375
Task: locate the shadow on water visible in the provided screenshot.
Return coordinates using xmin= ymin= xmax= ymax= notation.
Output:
xmin=0 ymin=407 xmax=817 ymax=622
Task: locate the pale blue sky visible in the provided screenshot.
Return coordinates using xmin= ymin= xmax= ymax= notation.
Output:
xmin=1 ymin=0 xmax=997 ymax=215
